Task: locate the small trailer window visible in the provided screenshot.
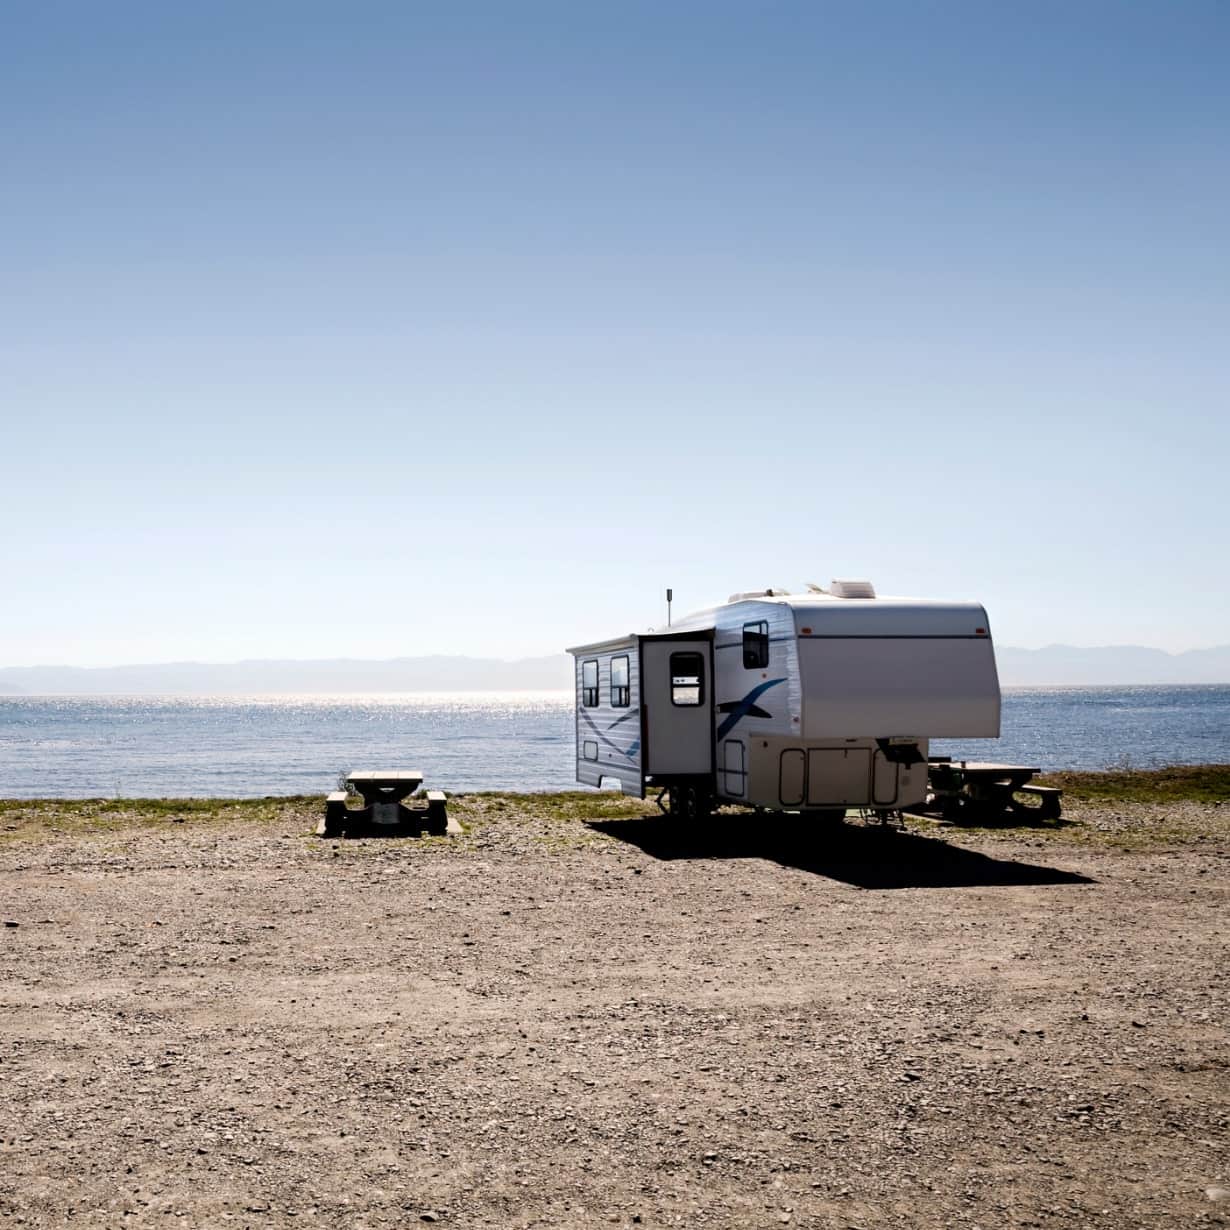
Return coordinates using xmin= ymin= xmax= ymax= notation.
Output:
xmin=670 ymin=652 xmax=705 ymax=706
xmin=610 ymin=655 xmax=630 ymax=707
xmin=742 ymin=620 xmax=769 ymax=669
xmin=582 ymin=660 xmax=599 ymax=707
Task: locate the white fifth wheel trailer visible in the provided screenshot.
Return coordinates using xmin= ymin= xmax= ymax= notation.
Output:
xmin=566 ymin=581 xmax=1001 ymax=818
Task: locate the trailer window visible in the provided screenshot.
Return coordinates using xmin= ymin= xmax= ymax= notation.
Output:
xmin=582 ymin=660 xmax=599 ymax=707
xmin=742 ymin=620 xmax=769 ymax=669
xmin=610 ymin=655 xmax=630 ymax=707
xmin=669 ymin=652 xmax=704 ymax=706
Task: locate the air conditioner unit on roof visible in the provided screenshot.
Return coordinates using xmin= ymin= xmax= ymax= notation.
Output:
xmin=829 ymin=579 xmax=876 ymax=599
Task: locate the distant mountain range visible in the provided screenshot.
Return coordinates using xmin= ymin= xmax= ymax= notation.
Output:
xmin=0 ymin=654 xmax=575 ymax=695
xmin=995 ymin=645 xmax=1230 ymax=687
xmin=0 ymin=645 xmax=1227 ymax=694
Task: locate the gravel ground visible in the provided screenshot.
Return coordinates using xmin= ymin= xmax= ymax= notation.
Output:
xmin=0 ymin=794 xmax=1226 ymax=1229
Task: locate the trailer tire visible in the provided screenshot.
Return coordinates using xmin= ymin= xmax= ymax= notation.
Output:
xmin=665 ymin=785 xmax=710 ymax=822
xmin=683 ymin=785 xmax=711 ymax=822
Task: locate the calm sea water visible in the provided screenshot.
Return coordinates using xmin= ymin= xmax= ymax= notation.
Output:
xmin=0 ymin=686 xmax=1227 ymax=799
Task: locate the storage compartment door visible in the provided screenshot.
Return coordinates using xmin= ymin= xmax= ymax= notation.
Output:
xmin=779 ymin=748 xmax=805 ymax=806
xmin=807 ymin=748 xmax=872 ymax=806
xmin=872 ymin=750 xmax=899 ymax=806
xmin=720 ymin=739 xmax=746 ymax=798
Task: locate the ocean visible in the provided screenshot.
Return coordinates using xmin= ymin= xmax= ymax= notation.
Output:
xmin=0 ymin=685 xmax=1227 ymax=799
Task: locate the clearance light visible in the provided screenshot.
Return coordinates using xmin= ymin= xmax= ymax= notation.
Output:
xmin=975 ymin=628 xmax=987 ymax=636
xmin=801 ymin=627 xmax=812 ymax=634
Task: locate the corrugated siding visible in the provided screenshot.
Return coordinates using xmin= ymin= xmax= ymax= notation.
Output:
xmin=713 ymin=601 xmax=799 ymax=738
xmin=571 ymin=642 xmax=642 ymax=795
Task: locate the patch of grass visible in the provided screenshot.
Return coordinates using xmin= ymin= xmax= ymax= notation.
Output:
xmin=450 ymin=790 xmax=652 ymax=824
xmin=3 ymin=773 xmax=1226 ymax=854
xmin=0 ymin=796 xmax=318 ymax=844
xmin=440 ymin=791 xmax=652 ymax=853
xmin=1036 ymin=764 xmax=1230 ymax=804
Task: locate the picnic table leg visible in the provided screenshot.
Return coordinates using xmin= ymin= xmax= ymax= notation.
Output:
xmin=322 ymin=791 xmax=350 ymax=838
xmin=425 ymin=791 xmax=448 ymax=836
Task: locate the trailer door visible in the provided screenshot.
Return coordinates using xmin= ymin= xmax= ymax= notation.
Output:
xmin=641 ymin=637 xmax=714 ymax=779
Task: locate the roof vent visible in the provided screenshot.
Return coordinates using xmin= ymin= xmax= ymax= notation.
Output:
xmin=829 ymin=578 xmax=876 ymax=599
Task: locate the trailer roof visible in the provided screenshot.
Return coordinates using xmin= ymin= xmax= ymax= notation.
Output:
xmin=565 ymin=633 xmax=641 ymax=656
xmin=567 ymin=592 xmax=993 ymax=654
xmin=667 ymin=592 xmax=990 ymax=635
xmin=565 ymin=628 xmax=715 ymax=656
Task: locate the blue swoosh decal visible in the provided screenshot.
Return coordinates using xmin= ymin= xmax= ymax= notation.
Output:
xmin=580 ymin=708 xmax=640 ymax=761
xmin=716 ymin=678 xmax=786 ymax=740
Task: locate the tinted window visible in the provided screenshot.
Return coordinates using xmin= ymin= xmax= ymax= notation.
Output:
xmin=742 ymin=620 xmax=769 ymax=669
xmin=670 ymin=651 xmax=705 ymax=706
xmin=582 ymin=660 xmax=599 ymax=707
xmin=610 ymin=655 xmax=630 ymax=707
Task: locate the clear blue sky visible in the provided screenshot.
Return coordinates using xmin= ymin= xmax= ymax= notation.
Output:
xmin=3 ymin=1 xmax=1227 ymax=665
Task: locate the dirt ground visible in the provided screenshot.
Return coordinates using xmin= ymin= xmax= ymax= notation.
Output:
xmin=1 ymin=792 xmax=1227 ymax=1229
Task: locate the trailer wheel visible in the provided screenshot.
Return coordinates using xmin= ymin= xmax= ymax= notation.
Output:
xmin=663 ymin=785 xmax=712 ymax=821
xmin=684 ymin=785 xmax=711 ymax=821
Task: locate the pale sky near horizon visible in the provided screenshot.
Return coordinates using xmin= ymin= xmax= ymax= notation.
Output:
xmin=3 ymin=1 xmax=1227 ymax=666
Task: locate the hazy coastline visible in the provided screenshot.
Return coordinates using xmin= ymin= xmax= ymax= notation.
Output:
xmin=2 ymin=644 xmax=1228 ymax=694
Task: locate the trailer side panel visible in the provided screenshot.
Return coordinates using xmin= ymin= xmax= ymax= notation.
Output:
xmin=572 ymin=640 xmax=643 ymax=795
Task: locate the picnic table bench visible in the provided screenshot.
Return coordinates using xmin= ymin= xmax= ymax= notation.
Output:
xmin=319 ymin=770 xmax=450 ymax=838
xmin=925 ymin=759 xmax=1062 ymax=822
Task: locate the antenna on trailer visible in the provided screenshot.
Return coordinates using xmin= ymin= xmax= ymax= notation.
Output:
xmin=666 ymin=588 xmax=673 ymax=627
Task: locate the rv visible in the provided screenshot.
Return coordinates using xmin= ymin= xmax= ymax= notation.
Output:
xmin=566 ymin=581 xmax=1001 ymax=818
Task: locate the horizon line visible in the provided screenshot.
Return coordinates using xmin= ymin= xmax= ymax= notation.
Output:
xmin=2 ymin=641 xmax=1228 ymax=673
